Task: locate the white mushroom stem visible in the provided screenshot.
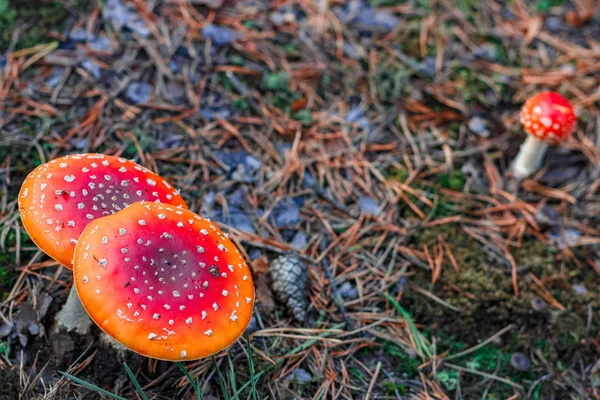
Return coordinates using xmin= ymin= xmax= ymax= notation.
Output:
xmin=511 ymin=135 xmax=549 ymax=179
xmin=56 ymin=285 xmax=92 ymax=335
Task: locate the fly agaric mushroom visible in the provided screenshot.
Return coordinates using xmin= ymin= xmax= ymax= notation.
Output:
xmin=512 ymin=92 xmax=576 ymax=178
xmin=73 ymin=201 xmax=255 ymax=360
xmin=19 ymin=153 xmax=187 ymax=267
xmin=18 ymin=153 xmax=187 ymax=333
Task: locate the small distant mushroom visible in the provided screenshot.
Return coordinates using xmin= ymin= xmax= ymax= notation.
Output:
xmin=18 ymin=154 xmax=187 ymax=333
xmin=73 ymin=201 xmax=255 ymax=360
xmin=512 ymin=92 xmax=576 ymax=178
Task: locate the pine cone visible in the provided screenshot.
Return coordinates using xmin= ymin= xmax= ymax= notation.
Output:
xmin=269 ymin=254 xmax=308 ymax=322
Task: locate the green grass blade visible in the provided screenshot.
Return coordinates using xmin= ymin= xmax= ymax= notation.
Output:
xmin=384 ymin=293 xmax=432 ymax=359
xmin=227 ymin=354 xmax=238 ymax=400
xmin=212 ymin=356 xmax=231 ymax=400
xmin=246 ymin=335 xmax=258 ymax=400
xmin=176 ymin=362 xmax=204 ymax=400
xmin=314 ymin=382 xmax=328 ymax=400
xmin=58 ymin=371 xmax=127 ymax=400
xmin=236 ymin=326 xmax=343 ymax=398
xmin=235 ymin=371 xmax=266 ymax=397
xmin=285 ymin=322 xmax=346 ymax=356
xmin=123 ymin=362 xmax=149 ymax=400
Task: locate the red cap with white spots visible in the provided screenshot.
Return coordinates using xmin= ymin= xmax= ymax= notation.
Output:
xmin=520 ymin=92 xmax=576 ymax=143
xmin=18 ymin=154 xmax=187 ymax=268
xmin=73 ymin=202 xmax=255 ymax=361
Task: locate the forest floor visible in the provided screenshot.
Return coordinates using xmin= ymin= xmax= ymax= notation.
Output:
xmin=1 ymin=0 xmax=600 ymax=399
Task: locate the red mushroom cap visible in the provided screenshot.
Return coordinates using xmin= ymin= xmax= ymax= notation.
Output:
xmin=73 ymin=202 xmax=255 ymax=361
xmin=18 ymin=154 xmax=187 ymax=268
xmin=520 ymin=92 xmax=576 ymax=143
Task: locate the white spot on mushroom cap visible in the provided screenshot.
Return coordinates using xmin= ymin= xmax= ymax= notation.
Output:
xmin=541 ymin=117 xmax=552 ymax=128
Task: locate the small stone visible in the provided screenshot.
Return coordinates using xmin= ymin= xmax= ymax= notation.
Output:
xmin=244 ymin=155 xmax=262 ymax=171
xmin=214 ymin=151 xmax=248 ymax=169
xmin=227 ymin=188 xmax=246 ymax=207
xmin=0 ymin=323 xmax=12 ymax=337
xmin=573 ymin=284 xmax=587 ymax=295
xmin=342 ymin=42 xmax=365 ymax=59
xmin=354 ymin=9 xmax=399 ymax=33
xmin=359 ymin=196 xmax=380 ymax=215
xmin=549 ymin=229 xmax=581 ymax=249
xmin=271 ymin=199 xmax=300 ymax=227
xmin=201 ymin=25 xmax=242 ymax=46
xmin=510 ymin=353 xmax=530 ymax=371
xmin=290 ymin=231 xmax=307 ymax=249
xmin=530 ymin=297 xmax=548 ymax=312
xmin=199 ymin=105 xmax=233 ymax=121
xmin=285 ymin=368 xmax=312 ymax=383
xmin=244 ymin=315 xmax=259 ymax=334
xmin=126 ymin=82 xmax=152 ymax=104
xmin=69 ymin=28 xmax=93 ymax=42
xmin=88 ymin=36 xmax=112 ymax=53
xmin=248 ymin=249 xmax=262 ymax=260
xmin=270 ymin=6 xmax=298 ymax=26
xmin=539 ymin=166 xmax=581 ymax=186
xmin=214 ymin=209 xmax=256 ymax=234
xmin=163 ymin=82 xmax=186 ymax=105
xmin=103 ymin=0 xmax=129 ymax=29
xmin=346 ymin=106 xmax=366 ymax=123
xmin=81 ymin=59 xmax=102 ymax=79
xmin=473 ymin=44 xmax=497 ymax=61
xmin=468 ymin=117 xmax=490 ymax=137
xmin=126 ymin=14 xmax=150 ymax=37
xmin=103 ymin=0 xmax=149 ymax=37
xmin=546 ymin=17 xmax=562 ymax=32
xmin=46 ymin=67 xmax=66 ymax=88
xmin=27 ymin=322 xmax=40 ymax=336
xmin=535 ymin=206 xmax=560 ymax=227
xmin=339 ymin=282 xmax=359 ymax=299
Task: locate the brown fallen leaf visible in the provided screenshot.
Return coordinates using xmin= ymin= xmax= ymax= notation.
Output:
xmin=254 ymin=272 xmax=276 ymax=309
